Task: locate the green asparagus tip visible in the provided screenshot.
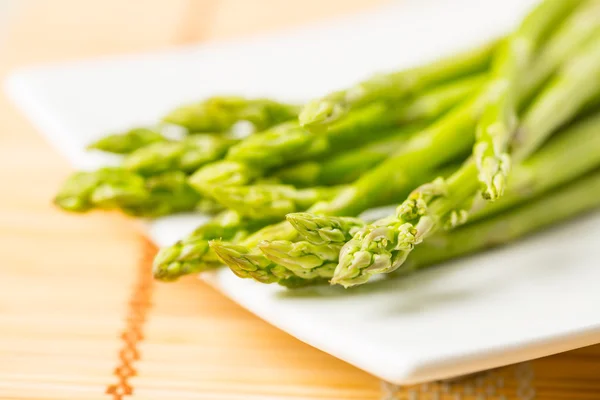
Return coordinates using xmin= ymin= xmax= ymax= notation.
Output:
xmin=479 ymin=153 xmax=510 ymax=201
xmin=257 ymin=240 xmax=293 ymax=266
xmin=286 ymin=212 xmax=364 ymax=244
xmin=53 ymin=194 xmax=90 ymax=212
xmin=53 ymin=168 xmax=147 ymax=213
xmin=298 ymin=99 xmax=344 ymax=129
xmin=258 ymin=240 xmax=339 ymax=279
xmin=286 ymin=212 xmax=319 ymax=234
xmin=332 ymin=239 xmax=381 ymax=287
xmin=89 ymin=183 xmax=148 ymax=209
xmin=210 ymin=185 xmax=297 ymax=219
xmin=209 ymin=241 xmax=286 ymax=284
xmin=153 ymin=239 xmax=214 ymax=281
xmin=162 ymin=105 xmax=197 ymax=129
xmin=54 ymin=171 xmax=104 ymax=213
xmin=332 ymin=222 xmax=418 ymax=287
xmin=87 ymin=128 xmax=167 ymax=154
xmin=188 ymin=161 xmax=257 ymax=195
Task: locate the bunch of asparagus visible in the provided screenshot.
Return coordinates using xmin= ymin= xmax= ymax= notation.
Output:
xmin=55 ymin=0 xmax=600 ymax=290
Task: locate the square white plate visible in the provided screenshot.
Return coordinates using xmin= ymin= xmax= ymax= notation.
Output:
xmin=7 ymin=0 xmax=600 ymax=385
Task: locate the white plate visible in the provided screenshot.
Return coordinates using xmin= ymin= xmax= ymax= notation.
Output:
xmin=7 ymin=0 xmax=600 ymax=385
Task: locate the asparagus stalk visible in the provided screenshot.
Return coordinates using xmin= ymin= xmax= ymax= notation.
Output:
xmin=188 ymin=160 xmax=262 ymax=195
xmin=279 ymin=110 xmax=600 ymax=265
xmin=212 ymin=240 xmax=328 ymax=288
xmin=258 ymin=170 xmax=600 ymax=283
xmin=153 ymin=210 xmax=276 ymax=281
xmin=306 ymin=95 xmax=483 ymax=217
xmin=335 ymin=105 xmax=600 ymax=287
xmin=258 ymin=240 xmax=339 ymax=279
xmin=210 ymin=143 xmax=462 ymax=283
xmin=334 ymin=161 xmax=479 ymax=286
xmin=286 ymin=213 xmax=366 ymax=245
xmin=520 ymin=0 xmax=600 ymax=98
xmin=298 ymin=41 xmax=496 ymax=130
xmin=210 ymin=220 xmax=314 ymax=286
xmin=471 ymin=110 xmax=600 ymax=221
xmin=159 ymin=158 xmax=449 ymax=281
xmin=163 ymin=96 xmax=300 ymax=132
xmin=225 ymin=121 xmax=330 ymax=169
xmin=209 ymin=184 xmax=346 ymax=220
xmin=209 ymin=89 xmax=488 ymax=281
xmin=332 ymin=32 xmax=600 ymax=287
xmin=87 ymin=127 xmax=169 ymax=154
xmin=54 ymin=169 xmax=201 ymax=217
xmin=273 ymin=128 xmax=414 ymax=187
xmin=193 ymin=76 xmax=482 ymax=195
xmin=401 ymin=170 xmax=600 ymax=272
xmin=157 ymin=103 xmax=450 ymax=274
xmin=55 ymin=168 xmax=146 ymax=213
xmin=227 ymin=75 xmax=484 ymax=170
xmin=258 ymin=209 xmax=394 ymax=278
xmin=512 ymin=32 xmax=600 ymax=158
xmin=123 ymin=134 xmax=237 ymax=175
xmin=474 ymin=0 xmax=582 ymax=200
xmin=123 ymin=171 xmax=202 ymax=217
xmin=214 ymin=41 xmax=600 ymax=284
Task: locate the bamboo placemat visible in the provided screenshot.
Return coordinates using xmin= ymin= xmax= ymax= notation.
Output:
xmin=1 ymin=1 xmax=600 ymax=399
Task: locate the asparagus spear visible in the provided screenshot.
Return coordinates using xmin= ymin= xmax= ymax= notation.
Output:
xmin=163 ymin=96 xmax=300 ymax=132
xmin=212 ymin=240 xmax=328 ymax=288
xmin=153 ymin=210 xmax=276 ymax=281
xmin=188 ymin=160 xmax=262 ymax=195
xmin=54 ymin=168 xmax=201 ymax=217
xmin=474 ymin=0 xmax=582 ymax=200
xmin=123 ymin=134 xmax=237 ymax=175
xmin=520 ymin=0 xmax=600 ymax=98
xmin=209 ymin=184 xmax=346 ymax=220
xmin=401 ymin=170 xmax=600 ymax=272
xmin=209 ymin=85 xmax=489 ymax=280
xmin=258 ymin=170 xmax=600 ymax=283
xmin=305 ymin=95 xmax=483 ymax=217
xmin=286 ymin=213 xmax=366 ymax=245
xmin=192 ymin=76 xmax=482 ymax=195
xmin=334 ymin=162 xmax=479 ymax=286
xmin=273 ymin=127 xmax=414 ymax=187
xmin=258 ymin=209 xmax=393 ymax=277
xmin=335 ymin=101 xmax=600 ymax=288
xmin=87 ymin=127 xmax=169 ymax=154
xmin=281 ymin=110 xmax=600 ymax=258
xmin=125 ymin=171 xmax=203 ymax=216
xmin=227 ymin=75 xmax=484 ymax=169
xmin=55 ymin=168 xmax=146 ymax=213
xmin=210 ymin=143 xmax=462 ymax=283
xmin=512 ymin=32 xmax=600 ymax=158
xmin=210 ymin=220 xmax=314 ymax=285
xmin=162 ymin=99 xmax=458 ymax=278
xmin=225 ymin=121 xmax=330 ymax=169
xmin=159 ymin=157 xmax=447 ymax=281
xmin=155 ymin=185 xmax=348 ymax=281
xmin=332 ymin=33 xmax=600 ymax=286
xmin=262 ymin=110 xmax=600 ymax=281
xmin=258 ymin=240 xmax=339 ymax=279
xmin=212 ymin=43 xmax=600 ymax=283
xmin=298 ymin=41 xmax=496 ymax=130
xmin=471 ymin=110 xmax=600 ymax=221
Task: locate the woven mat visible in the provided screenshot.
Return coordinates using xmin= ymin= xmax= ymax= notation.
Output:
xmin=3 ymin=235 xmax=600 ymax=400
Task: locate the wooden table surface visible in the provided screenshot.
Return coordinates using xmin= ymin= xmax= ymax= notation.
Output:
xmin=1 ymin=1 xmax=600 ymax=399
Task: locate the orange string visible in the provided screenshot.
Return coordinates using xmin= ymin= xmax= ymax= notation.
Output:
xmin=106 ymin=238 xmax=156 ymax=399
